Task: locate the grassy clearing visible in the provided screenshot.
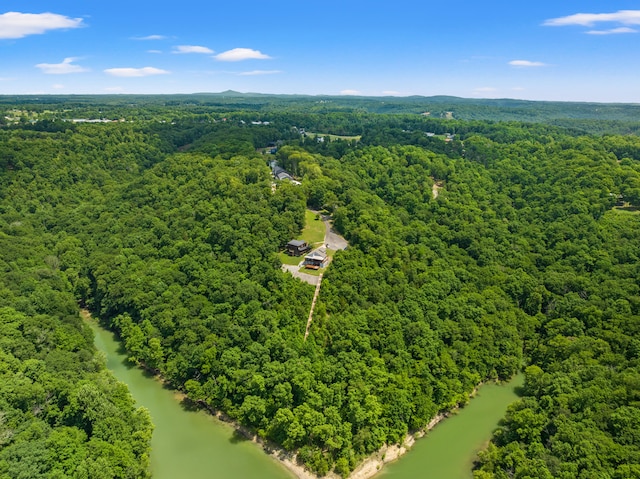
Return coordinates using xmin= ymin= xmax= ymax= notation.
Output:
xmin=306 ymin=132 xmax=361 ymax=142
xmin=299 ymin=266 xmax=323 ymax=276
xmin=279 ymin=252 xmax=303 ymax=265
xmin=302 ymin=210 xmax=326 ymax=246
xmin=278 ymin=210 xmax=326 ymax=264
xmin=612 ymin=205 xmax=640 ymax=214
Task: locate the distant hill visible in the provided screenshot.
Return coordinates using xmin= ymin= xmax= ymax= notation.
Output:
xmin=1 ymin=92 xmax=639 ymax=134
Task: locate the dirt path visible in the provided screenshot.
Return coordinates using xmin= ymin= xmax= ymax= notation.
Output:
xmin=282 ymin=212 xmax=349 ymax=340
xmin=432 ymin=181 xmax=443 ymax=199
xmin=304 ymin=273 xmax=323 ymax=340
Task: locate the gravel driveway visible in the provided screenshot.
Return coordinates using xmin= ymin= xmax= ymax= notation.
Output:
xmin=281 ymin=264 xmax=320 ymax=285
xmin=322 ymin=215 xmax=348 ymax=251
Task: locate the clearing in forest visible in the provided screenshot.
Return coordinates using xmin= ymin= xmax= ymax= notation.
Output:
xmin=305 ymin=132 xmax=362 ymax=142
xmin=280 ymin=209 xmax=348 ymax=283
xmin=278 ymin=210 xmax=326 ymax=266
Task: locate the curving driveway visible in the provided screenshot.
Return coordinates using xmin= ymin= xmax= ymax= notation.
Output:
xmin=323 ymin=218 xmax=348 ymax=251
xmin=312 ymin=211 xmax=348 ymax=251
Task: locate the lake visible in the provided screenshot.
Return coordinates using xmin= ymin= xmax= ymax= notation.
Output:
xmin=88 ymin=317 xmax=294 ymax=479
xmin=89 ymin=314 xmax=521 ymax=479
xmin=379 ymin=374 xmax=523 ymax=479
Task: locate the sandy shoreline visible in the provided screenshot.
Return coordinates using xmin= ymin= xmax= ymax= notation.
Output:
xmin=345 ymin=412 xmax=446 ymax=479
xmin=199 ymin=399 xmax=471 ymax=479
xmin=264 ymin=386 xmax=482 ymax=479
xmin=166 ymin=373 xmax=462 ymax=479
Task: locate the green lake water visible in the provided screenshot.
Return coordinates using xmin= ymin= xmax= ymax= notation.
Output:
xmin=379 ymin=374 xmax=524 ymax=479
xmin=89 ymin=315 xmax=522 ymax=479
xmin=89 ymin=319 xmax=294 ymax=479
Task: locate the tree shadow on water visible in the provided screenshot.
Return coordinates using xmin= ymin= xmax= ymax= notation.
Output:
xmin=179 ymin=396 xmax=201 ymax=413
xmin=115 ymin=353 xmax=157 ymax=379
xmin=117 ymin=352 xmax=139 ymax=371
xmin=229 ymin=429 xmax=250 ymax=444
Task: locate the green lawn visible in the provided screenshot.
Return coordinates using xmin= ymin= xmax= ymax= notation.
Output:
xmin=612 ymin=205 xmax=640 ymax=214
xmin=279 ymin=210 xmax=326 ymax=264
xmin=301 ymin=210 xmax=326 ymax=246
xmin=306 ymin=132 xmax=361 ymax=142
xmin=298 ymin=266 xmax=323 ymax=276
xmin=279 ymin=252 xmax=303 ymax=265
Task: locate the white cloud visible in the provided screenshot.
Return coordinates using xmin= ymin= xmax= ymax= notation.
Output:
xmin=0 ymin=12 xmax=83 ymax=39
xmin=132 ymin=34 xmax=166 ymax=40
xmin=509 ymin=60 xmax=547 ymax=67
xmin=36 ymin=57 xmax=88 ymax=74
xmin=382 ymin=90 xmax=402 ymax=96
xmin=586 ymin=27 xmax=637 ymax=35
xmin=147 ymin=50 xmax=163 ymax=54
xmin=512 ymin=87 xmax=526 ymax=91
xmin=52 ymin=84 xmax=64 ymax=89
xmin=340 ymin=89 xmax=361 ymax=95
xmin=104 ymin=67 xmax=170 ymax=77
xmin=544 ymin=10 xmax=640 ymax=27
xmin=238 ymin=70 xmax=281 ymax=76
xmin=215 ymin=48 xmax=271 ymax=61
xmin=104 ymin=86 xmax=124 ymax=92
xmin=173 ymin=45 xmax=214 ymax=54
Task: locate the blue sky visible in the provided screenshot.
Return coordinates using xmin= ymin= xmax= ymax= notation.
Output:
xmin=1 ymin=1 xmax=639 ymax=102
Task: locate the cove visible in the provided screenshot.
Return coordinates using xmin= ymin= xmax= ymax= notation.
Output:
xmin=379 ymin=374 xmax=523 ymax=479
xmin=88 ymin=317 xmax=294 ymax=479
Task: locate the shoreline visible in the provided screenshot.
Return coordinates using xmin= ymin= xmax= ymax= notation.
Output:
xmin=190 ymin=400 xmax=453 ymax=479
xmin=346 ymin=386 xmax=483 ymax=479
xmin=81 ymin=309 xmax=313 ymax=479
xmin=346 ymin=413 xmax=444 ymax=479
xmin=176 ymin=384 xmax=483 ymax=479
xmin=82 ymin=309 xmax=490 ymax=479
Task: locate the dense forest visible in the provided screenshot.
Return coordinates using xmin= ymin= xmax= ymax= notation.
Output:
xmin=1 ymin=96 xmax=640 ymax=478
xmin=0 ymin=125 xmax=155 ymax=477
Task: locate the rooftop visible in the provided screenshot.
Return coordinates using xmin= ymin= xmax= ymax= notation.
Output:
xmin=287 ymin=239 xmax=307 ymax=247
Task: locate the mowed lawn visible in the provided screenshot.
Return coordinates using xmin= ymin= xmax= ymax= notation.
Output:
xmin=301 ymin=210 xmax=326 ymax=246
xmin=306 ymin=132 xmax=361 ymax=142
xmin=278 ymin=210 xmax=327 ymax=264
